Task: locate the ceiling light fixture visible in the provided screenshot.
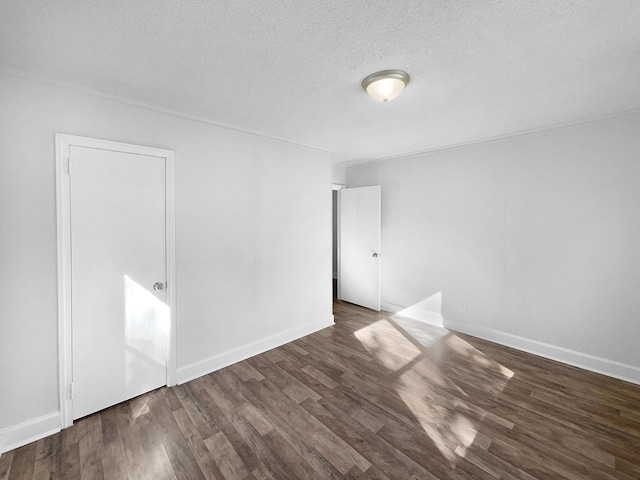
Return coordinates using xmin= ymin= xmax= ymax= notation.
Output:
xmin=362 ymin=70 xmax=410 ymax=102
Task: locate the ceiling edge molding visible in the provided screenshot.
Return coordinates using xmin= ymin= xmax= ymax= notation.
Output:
xmin=0 ymin=67 xmax=333 ymax=155
xmin=338 ymin=107 xmax=640 ymax=168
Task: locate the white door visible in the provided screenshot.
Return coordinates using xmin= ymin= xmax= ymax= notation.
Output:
xmin=70 ymin=145 xmax=169 ymax=419
xmin=339 ymin=186 xmax=381 ymax=311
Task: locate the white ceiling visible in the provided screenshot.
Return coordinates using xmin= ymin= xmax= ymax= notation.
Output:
xmin=2 ymin=1 xmax=640 ymax=165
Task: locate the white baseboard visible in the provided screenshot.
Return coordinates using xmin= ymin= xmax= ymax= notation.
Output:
xmin=382 ymin=302 xmax=444 ymax=327
xmin=0 ymin=412 xmax=61 ymax=454
xmin=444 ymin=318 xmax=640 ymax=385
xmin=176 ymin=315 xmax=335 ymax=384
xmin=0 ymin=316 xmax=335 ymax=455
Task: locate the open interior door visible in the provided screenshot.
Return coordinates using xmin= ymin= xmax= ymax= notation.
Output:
xmin=339 ymin=185 xmax=381 ymax=311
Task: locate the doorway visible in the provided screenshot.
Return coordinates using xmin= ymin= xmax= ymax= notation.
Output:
xmin=332 ymin=184 xmax=345 ymax=303
xmin=56 ymin=134 xmax=176 ymax=427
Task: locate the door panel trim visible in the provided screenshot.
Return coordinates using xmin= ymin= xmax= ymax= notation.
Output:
xmin=55 ymin=133 xmax=176 ymax=428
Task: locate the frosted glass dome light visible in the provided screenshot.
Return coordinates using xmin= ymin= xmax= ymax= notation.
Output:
xmin=362 ymin=70 xmax=410 ymax=102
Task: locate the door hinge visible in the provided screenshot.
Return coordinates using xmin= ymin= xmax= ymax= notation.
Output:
xmin=67 ymin=157 xmax=72 ymax=177
xmin=68 ymin=382 xmax=75 ymax=400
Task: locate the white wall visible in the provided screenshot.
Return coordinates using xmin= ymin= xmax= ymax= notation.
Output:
xmin=346 ymin=112 xmax=640 ymax=383
xmin=332 ymin=164 xmax=346 ymax=186
xmin=0 ymin=74 xmax=333 ymax=449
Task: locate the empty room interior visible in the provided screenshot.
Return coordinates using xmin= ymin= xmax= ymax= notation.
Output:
xmin=1 ymin=1 xmax=640 ymax=479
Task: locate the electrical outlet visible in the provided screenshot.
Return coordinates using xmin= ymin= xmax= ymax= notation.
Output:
xmin=459 ymin=301 xmax=467 ymax=312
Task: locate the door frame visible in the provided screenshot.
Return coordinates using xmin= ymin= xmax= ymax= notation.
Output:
xmin=332 ymin=184 xmax=345 ymax=300
xmin=55 ymin=133 xmax=176 ymax=428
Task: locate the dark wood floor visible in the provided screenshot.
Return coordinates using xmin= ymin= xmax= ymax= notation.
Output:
xmin=3 ymin=301 xmax=640 ymax=479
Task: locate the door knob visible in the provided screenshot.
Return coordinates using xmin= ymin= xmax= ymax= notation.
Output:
xmin=372 ymin=253 xmax=379 ymax=258
xmin=153 ymin=282 xmax=164 ymax=291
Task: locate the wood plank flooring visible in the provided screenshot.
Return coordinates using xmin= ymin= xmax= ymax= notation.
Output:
xmin=3 ymin=300 xmax=640 ymax=479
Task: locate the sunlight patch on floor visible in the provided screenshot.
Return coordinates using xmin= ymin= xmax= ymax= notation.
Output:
xmin=354 ymin=319 xmax=422 ymax=371
xmin=353 ymin=317 xmax=513 ymax=464
xmin=130 ymin=396 xmax=151 ymax=419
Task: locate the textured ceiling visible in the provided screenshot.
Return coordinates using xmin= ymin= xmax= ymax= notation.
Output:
xmin=1 ymin=1 xmax=640 ymax=164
